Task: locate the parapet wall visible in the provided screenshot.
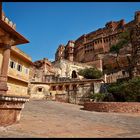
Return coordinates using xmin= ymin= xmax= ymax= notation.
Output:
xmin=83 ymin=102 xmax=140 ymax=113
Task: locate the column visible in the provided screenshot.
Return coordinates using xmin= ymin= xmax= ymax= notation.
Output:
xmin=0 ymin=44 xmax=11 ymax=94
xmin=104 ymin=74 xmax=107 ymax=83
xmin=1 ymin=45 xmax=11 ymax=76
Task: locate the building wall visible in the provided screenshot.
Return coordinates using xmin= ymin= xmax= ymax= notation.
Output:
xmin=1 ymin=46 xmax=32 ymax=97
xmin=8 ymin=54 xmax=30 ymax=82
xmin=29 ymin=79 xmax=103 ymax=104
xmin=55 ymin=45 xmax=65 ymax=61
xmin=0 ymin=48 xmax=3 ymax=73
xmin=29 ymin=84 xmax=51 ymax=100
xmin=53 ymin=59 xmax=92 ymax=78
xmin=55 ymin=20 xmax=126 ymax=63
xmin=53 ymin=81 xmax=102 ymax=105
xmin=31 ymin=58 xmax=55 ymax=83
xmin=7 ymin=77 xmax=28 ymax=97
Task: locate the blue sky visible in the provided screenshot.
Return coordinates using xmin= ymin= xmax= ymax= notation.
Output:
xmin=2 ymin=2 xmax=140 ymax=62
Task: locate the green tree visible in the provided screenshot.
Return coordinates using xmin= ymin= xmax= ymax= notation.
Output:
xmin=107 ymin=77 xmax=140 ymax=102
xmin=110 ymin=25 xmax=140 ymax=79
xmin=110 ymin=30 xmax=130 ymax=69
xmin=78 ymin=67 xmax=103 ymax=79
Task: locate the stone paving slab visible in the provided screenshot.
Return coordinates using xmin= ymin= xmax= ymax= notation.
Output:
xmin=0 ymin=100 xmax=140 ymax=138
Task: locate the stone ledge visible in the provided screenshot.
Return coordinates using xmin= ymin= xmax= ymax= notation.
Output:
xmin=83 ymin=102 xmax=140 ymax=113
xmin=0 ymin=95 xmax=30 ymax=102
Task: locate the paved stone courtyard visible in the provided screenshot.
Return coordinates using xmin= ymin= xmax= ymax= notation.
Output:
xmin=0 ymin=100 xmax=140 ymax=138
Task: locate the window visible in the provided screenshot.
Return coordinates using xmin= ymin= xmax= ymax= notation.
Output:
xmin=65 ymin=85 xmax=69 ymax=91
xmin=38 ymin=88 xmax=42 ymax=92
xmin=9 ymin=61 xmax=16 ymax=69
xmin=122 ymin=71 xmax=125 ymax=76
xmin=17 ymin=64 xmax=22 ymax=72
xmin=106 ymin=39 xmax=108 ymax=42
xmin=52 ymin=86 xmax=56 ymax=91
xmin=58 ymin=86 xmax=63 ymax=91
xmin=73 ymin=85 xmax=77 ymax=90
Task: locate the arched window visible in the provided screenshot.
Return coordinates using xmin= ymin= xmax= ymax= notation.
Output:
xmin=36 ymin=87 xmax=45 ymax=93
xmin=52 ymin=86 xmax=56 ymax=91
xmin=38 ymin=88 xmax=43 ymax=92
xmin=65 ymin=85 xmax=69 ymax=91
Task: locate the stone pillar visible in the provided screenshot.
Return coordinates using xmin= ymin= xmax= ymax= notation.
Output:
xmin=1 ymin=45 xmax=11 ymax=76
xmin=99 ymin=59 xmax=103 ymax=72
xmin=104 ymin=74 xmax=107 ymax=83
xmin=0 ymin=44 xmax=11 ymax=94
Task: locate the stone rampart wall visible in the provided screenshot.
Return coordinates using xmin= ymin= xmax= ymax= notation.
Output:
xmin=83 ymin=102 xmax=140 ymax=113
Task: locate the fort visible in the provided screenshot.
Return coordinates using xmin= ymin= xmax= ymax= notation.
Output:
xmin=55 ymin=11 xmax=140 ymax=83
xmin=0 ymin=2 xmax=140 ymax=127
xmin=29 ymin=10 xmax=140 ymax=104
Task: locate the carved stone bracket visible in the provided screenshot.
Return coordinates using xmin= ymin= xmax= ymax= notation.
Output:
xmin=0 ymin=33 xmax=15 ymax=46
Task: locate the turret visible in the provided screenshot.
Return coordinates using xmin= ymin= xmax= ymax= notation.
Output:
xmin=65 ymin=40 xmax=75 ymax=61
xmin=135 ymin=11 xmax=140 ymax=23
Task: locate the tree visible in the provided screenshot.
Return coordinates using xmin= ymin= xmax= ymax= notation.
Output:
xmin=110 ymin=30 xmax=130 ymax=69
xmin=109 ymin=23 xmax=140 ymax=79
xmin=107 ymin=77 xmax=140 ymax=102
xmin=78 ymin=67 xmax=103 ymax=79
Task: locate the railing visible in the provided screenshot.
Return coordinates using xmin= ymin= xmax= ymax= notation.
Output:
xmin=11 ymin=46 xmax=32 ymax=61
xmin=2 ymin=13 xmax=16 ymax=30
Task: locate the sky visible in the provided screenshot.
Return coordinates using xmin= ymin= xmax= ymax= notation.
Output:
xmin=2 ymin=2 xmax=140 ymax=62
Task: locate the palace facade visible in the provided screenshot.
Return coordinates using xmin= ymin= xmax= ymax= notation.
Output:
xmin=0 ymin=4 xmax=32 ymax=126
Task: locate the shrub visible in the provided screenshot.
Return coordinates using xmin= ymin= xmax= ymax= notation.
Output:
xmin=107 ymin=77 xmax=140 ymax=102
xmin=78 ymin=67 xmax=103 ymax=79
xmin=90 ymin=93 xmax=106 ymax=102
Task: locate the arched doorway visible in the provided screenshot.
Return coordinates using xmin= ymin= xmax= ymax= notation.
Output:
xmin=71 ymin=70 xmax=77 ymax=78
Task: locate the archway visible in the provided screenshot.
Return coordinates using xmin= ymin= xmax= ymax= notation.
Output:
xmin=71 ymin=70 xmax=77 ymax=78
xmin=36 ymin=86 xmax=45 ymax=93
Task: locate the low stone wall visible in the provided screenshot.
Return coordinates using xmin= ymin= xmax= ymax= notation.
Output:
xmin=0 ymin=95 xmax=29 ymax=126
xmin=83 ymin=102 xmax=140 ymax=113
